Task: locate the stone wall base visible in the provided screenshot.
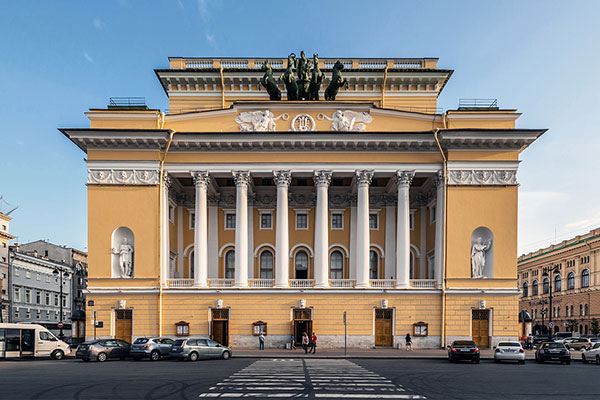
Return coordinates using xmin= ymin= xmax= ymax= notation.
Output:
xmin=231 ymin=334 xmax=443 ymax=349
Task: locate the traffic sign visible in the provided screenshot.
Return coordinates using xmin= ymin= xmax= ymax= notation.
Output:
xmin=549 ymin=322 xmax=554 ymax=328
xmin=57 ymin=322 xmax=64 ymax=328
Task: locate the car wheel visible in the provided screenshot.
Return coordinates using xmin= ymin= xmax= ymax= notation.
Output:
xmin=97 ymin=352 xmax=108 ymax=362
xmin=150 ymin=350 xmax=160 ymax=361
xmin=51 ymin=350 xmax=64 ymax=360
xmin=221 ymin=351 xmax=231 ymax=360
xmin=189 ymin=352 xmax=199 ymax=362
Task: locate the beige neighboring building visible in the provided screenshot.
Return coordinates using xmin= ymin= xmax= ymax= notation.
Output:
xmin=518 ymin=228 xmax=600 ymax=336
xmin=0 ymin=212 xmax=16 ymax=322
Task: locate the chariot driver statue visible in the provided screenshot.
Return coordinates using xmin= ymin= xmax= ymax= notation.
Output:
xmin=471 ymin=237 xmax=491 ymax=279
xmin=112 ymin=237 xmax=134 ymax=278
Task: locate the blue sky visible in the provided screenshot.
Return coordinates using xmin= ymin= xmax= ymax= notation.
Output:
xmin=0 ymin=0 xmax=598 ymax=255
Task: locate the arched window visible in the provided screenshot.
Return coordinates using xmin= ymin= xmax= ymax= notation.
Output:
xmin=557 ymin=306 xmax=561 ymax=318
xmin=329 ymin=251 xmax=344 ymax=279
xmin=579 ymin=304 xmax=583 ymax=316
xmin=369 ymin=250 xmax=378 ymax=279
xmin=225 ymin=250 xmax=235 ymax=279
xmin=543 ymin=277 xmax=550 ymax=294
xmin=582 ymin=269 xmax=590 ymax=288
xmin=554 ymin=274 xmax=561 ymax=292
xmin=294 ymin=250 xmax=309 ymax=279
xmin=522 ymin=282 xmax=529 ymax=297
xmin=532 ymin=280 xmax=538 ymax=296
xmin=585 ymin=304 xmax=589 ymax=316
xmin=259 ymin=251 xmax=274 ymax=279
xmin=570 ymin=305 xmax=574 ymax=317
xmin=189 ymin=250 xmax=195 ymax=279
xmin=567 ymin=272 xmax=575 ymax=290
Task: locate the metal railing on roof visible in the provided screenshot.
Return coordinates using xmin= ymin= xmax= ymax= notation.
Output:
xmin=458 ymin=98 xmax=498 ymax=110
xmin=108 ymin=97 xmax=147 ymax=107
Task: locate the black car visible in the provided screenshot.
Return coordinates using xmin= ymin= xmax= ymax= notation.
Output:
xmin=448 ymin=340 xmax=480 ymax=363
xmin=535 ymin=342 xmax=571 ymax=364
xmin=76 ymin=339 xmax=131 ymax=362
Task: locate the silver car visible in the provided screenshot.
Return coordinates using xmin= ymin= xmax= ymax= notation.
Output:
xmin=582 ymin=342 xmax=600 ymax=364
xmin=170 ymin=337 xmax=232 ymax=361
xmin=494 ymin=341 xmax=526 ymax=364
xmin=130 ymin=337 xmax=175 ymax=361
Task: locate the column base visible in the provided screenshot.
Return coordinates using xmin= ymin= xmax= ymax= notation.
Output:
xmin=395 ymin=283 xmax=410 ymax=289
xmin=355 ymin=282 xmax=371 ymax=289
xmin=274 ymin=283 xmax=290 ymax=288
xmin=234 ymin=283 xmax=249 ymax=288
xmin=193 ymin=283 xmax=208 ymax=288
xmin=314 ymin=283 xmax=330 ymax=288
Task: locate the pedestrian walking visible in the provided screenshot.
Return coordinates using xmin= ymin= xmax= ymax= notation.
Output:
xmin=302 ymin=332 xmax=310 ymax=353
xmin=259 ymin=333 xmax=265 ymax=350
xmin=309 ymin=332 xmax=318 ymax=354
xmin=405 ymin=333 xmax=413 ymax=351
xmin=290 ymin=335 xmax=296 ymax=350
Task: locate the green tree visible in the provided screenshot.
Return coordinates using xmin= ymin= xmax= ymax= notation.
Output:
xmin=591 ymin=318 xmax=599 ymax=335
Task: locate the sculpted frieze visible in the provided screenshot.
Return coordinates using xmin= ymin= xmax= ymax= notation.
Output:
xmin=234 ymin=110 xmax=289 ymax=132
xmin=318 ymin=110 xmax=373 ymax=131
xmin=88 ymin=169 xmax=160 ymax=185
xmin=447 ymin=169 xmax=517 ymax=186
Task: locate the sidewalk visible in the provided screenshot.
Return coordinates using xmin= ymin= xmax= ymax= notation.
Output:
xmin=233 ymin=347 xmax=539 ymax=360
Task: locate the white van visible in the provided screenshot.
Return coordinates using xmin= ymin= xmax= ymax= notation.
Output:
xmin=0 ymin=323 xmax=71 ymax=360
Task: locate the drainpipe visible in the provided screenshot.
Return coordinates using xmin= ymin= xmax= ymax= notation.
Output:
xmin=433 ymin=112 xmax=448 ymax=347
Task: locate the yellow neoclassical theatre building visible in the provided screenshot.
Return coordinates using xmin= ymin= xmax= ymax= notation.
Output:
xmin=61 ymin=55 xmax=545 ymax=349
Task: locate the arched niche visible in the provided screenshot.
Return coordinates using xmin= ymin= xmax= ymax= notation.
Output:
xmin=111 ymin=226 xmax=135 ymax=278
xmin=470 ymin=226 xmax=493 ymax=279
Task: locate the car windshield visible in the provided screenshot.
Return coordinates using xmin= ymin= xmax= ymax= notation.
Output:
xmin=498 ymin=342 xmax=521 ymax=347
xmin=453 ymin=341 xmax=475 ymax=348
xmin=134 ymin=338 xmax=149 ymax=344
xmin=173 ymin=339 xmax=185 ymax=346
xmin=542 ymin=343 xmax=563 ymax=348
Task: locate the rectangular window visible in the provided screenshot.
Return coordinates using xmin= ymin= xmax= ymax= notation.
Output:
xmin=409 ymin=211 xmax=415 ymax=230
xmin=36 ymin=273 xmax=41 ymax=281
xmin=169 ymin=204 xmax=175 ymax=223
xmin=260 ymin=213 xmax=272 ymax=230
xmin=225 ymin=213 xmax=236 ymax=230
xmin=331 ymin=213 xmax=343 ymax=229
xmin=54 ymin=294 xmax=59 ymax=307
xmin=1 ymin=257 xmax=5 ymax=263
xmin=14 ymin=287 xmax=21 ymax=302
xmin=296 ymin=213 xmax=308 ymax=230
xmin=36 ymin=291 xmax=41 ymax=305
xmin=25 ymin=289 xmax=31 ymax=303
xmin=45 ymin=292 xmax=50 ymax=305
xmin=430 ymin=205 xmax=436 ymax=224
xmin=189 ymin=212 xmax=195 ymax=229
xmin=2 ymin=242 xmax=6 ymax=248
xmin=62 ymin=296 xmax=68 ymax=308
xmin=14 ymin=268 xmax=19 ymax=276
xmin=369 ymin=213 xmax=379 ymax=230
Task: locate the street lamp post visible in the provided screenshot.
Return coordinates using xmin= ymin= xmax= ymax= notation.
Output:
xmin=542 ymin=265 xmax=561 ymax=335
xmin=53 ymin=267 xmax=70 ymax=340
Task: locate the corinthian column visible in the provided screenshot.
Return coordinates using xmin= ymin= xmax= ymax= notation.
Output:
xmin=355 ymin=170 xmax=374 ymax=288
xmin=233 ymin=171 xmax=251 ymax=288
xmin=274 ymin=170 xmax=291 ymax=288
xmin=434 ymin=171 xmax=445 ymax=287
xmin=395 ymin=170 xmax=415 ymax=288
xmin=192 ymin=171 xmax=210 ymax=288
xmin=314 ymin=171 xmax=332 ymax=288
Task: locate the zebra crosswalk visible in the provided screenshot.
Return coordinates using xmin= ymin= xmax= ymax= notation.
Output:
xmin=198 ymin=358 xmax=426 ymax=399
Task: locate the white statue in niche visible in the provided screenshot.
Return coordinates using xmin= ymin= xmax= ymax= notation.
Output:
xmin=112 ymin=237 xmax=134 ymax=278
xmin=471 ymin=237 xmax=492 ymax=279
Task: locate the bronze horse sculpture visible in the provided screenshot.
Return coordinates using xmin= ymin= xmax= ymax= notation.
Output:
xmin=324 ymin=60 xmax=348 ymax=101
xmin=280 ymin=53 xmax=299 ymax=100
xmin=308 ymin=53 xmax=324 ymax=101
xmin=260 ymin=60 xmax=281 ymax=101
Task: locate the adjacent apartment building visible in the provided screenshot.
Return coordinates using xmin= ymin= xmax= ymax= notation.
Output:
xmin=518 ymin=228 xmax=600 ymax=336
xmin=0 ymin=212 xmax=16 ymax=322
xmin=60 ymin=55 xmax=545 ymax=348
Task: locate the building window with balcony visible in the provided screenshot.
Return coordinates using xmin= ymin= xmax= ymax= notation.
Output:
xmin=225 ymin=213 xmax=236 ymax=230
xmin=543 ymin=277 xmax=550 ymax=294
xmin=582 ymin=269 xmax=590 ymax=288
xmin=522 ymin=282 xmax=528 ymax=297
xmin=554 ymin=275 xmax=561 ymax=292
xmin=369 ymin=250 xmax=378 ymax=279
xmin=567 ymin=272 xmax=575 ymax=290
xmin=259 ymin=250 xmax=274 ymax=279
xmin=224 ymin=250 xmax=235 ymax=279
xmin=294 ymin=250 xmax=309 ymax=279
xmin=532 ymin=280 xmax=538 ymax=296
xmin=329 ymin=251 xmax=344 ymax=279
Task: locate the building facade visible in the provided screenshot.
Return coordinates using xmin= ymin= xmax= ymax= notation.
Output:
xmin=0 ymin=212 xmax=16 ymax=322
xmin=61 ymin=55 xmax=545 ymax=348
xmin=18 ymin=240 xmax=88 ymax=342
xmin=518 ymin=228 xmax=600 ymax=336
xmin=9 ymin=249 xmax=73 ymax=338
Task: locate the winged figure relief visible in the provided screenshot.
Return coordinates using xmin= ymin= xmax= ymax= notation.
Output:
xmin=234 ymin=110 xmax=288 ymax=132
xmin=318 ymin=110 xmax=373 ymax=131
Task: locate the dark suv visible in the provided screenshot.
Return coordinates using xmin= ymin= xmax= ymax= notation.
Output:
xmin=448 ymin=340 xmax=480 ymax=363
xmin=535 ymin=342 xmax=571 ymax=364
xmin=130 ymin=337 xmax=175 ymax=361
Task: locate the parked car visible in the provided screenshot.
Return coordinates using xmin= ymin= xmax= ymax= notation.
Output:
xmin=170 ymin=337 xmax=231 ymax=361
xmin=447 ymin=340 xmax=480 ymax=363
xmin=130 ymin=337 xmax=175 ymax=361
xmin=76 ymin=339 xmax=131 ymax=362
xmin=553 ymin=336 xmax=574 ymax=344
xmin=567 ymin=337 xmax=592 ymax=351
xmin=581 ymin=342 xmax=600 ymax=364
xmin=535 ymin=342 xmax=571 ymax=364
xmin=532 ymin=335 xmax=553 ymax=348
xmin=494 ymin=342 xmax=526 ymax=364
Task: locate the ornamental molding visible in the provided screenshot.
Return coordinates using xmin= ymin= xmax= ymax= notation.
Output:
xmin=232 ymin=171 xmax=252 ymax=187
xmin=447 ymin=169 xmax=517 ymax=186
xmin=355 ymin=170 xmax=374 ymax=186
xmin=192 ymin=171 xmax=211 ymax=188
xmin=313 ymin=170 xmax=333 ymax=187
xmin=395 ymin=170 xmax=415 ymax=187
xmin=317 ymin=110 xmax=373 ymax=131
xmin=273 ymin=170 xmax=292 ymax=187
xmin=290 ymin=114 xmax=315 ymax=131
xmin=87 ymin=169 xmax=159 ymax=185
xmin=234 ymin=110 xmax=289 ymax=132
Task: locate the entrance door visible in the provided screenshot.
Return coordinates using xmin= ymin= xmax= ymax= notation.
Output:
xmin=115 ymin=309 xmax=133 ymax=343
xmin=292 ymin=308 xmax=312 ymax=346
xmin=211 ymin=309 xmax=229 ymax=346
xmin=374 ymin=309 xmax=393 ymax=347
xmin=472 ymin=310 xmax=490 ymax=348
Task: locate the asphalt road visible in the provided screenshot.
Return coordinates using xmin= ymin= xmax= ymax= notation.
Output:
xmin=0 ymin=357 xmax=598 ymax=399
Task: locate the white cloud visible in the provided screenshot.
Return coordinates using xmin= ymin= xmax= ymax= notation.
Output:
xmin=92 ymin=18 xmax=105 ymax=30
xmin=565 ymin=209 xmax=600 ymax=231
xmin=83 ymin=52 xmax=94 ymax=64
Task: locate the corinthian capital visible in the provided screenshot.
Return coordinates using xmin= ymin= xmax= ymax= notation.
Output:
xmin=233 ymin=171 xmax=252 ymax=187
xmin=192 ymin=171 xmax=210 ymax=189
xmin=162 ymin=173 xmax=172 ymax=189
xmin=395 ymin=170 xmax=415 ymax=187
xmin=273 ymin=170 xmax=292 ymax=187
xmin=313 ymin=170 xmax=332 ymax=187
xmin=355 ymin=170 xmax=374 ymax=186
xmin=434 ymin=170 xmax=445 ymax=188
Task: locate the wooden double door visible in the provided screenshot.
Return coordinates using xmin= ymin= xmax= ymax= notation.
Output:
xmin=292 ymin=309 xmax=312 ymax=346
xmin=375 ymin=309 xmax=394 ymax=347
xmin=472 ymin=310 xmax=490 ymax=348
xmin=115 ymin=310 xmax=132 ymax=343
xmin=211 ymin=309 xmax=229 ymax=346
